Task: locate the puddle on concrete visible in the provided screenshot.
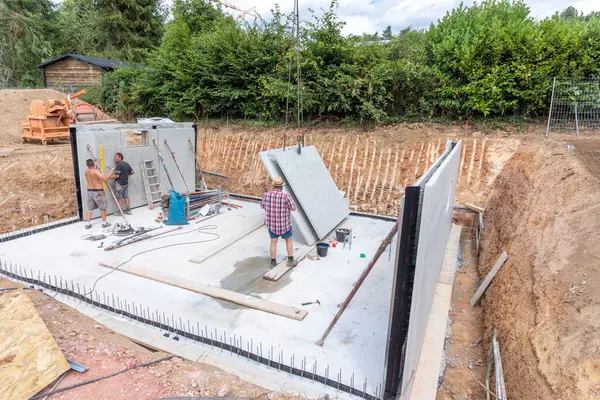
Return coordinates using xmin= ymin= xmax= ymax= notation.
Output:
xmin=217 ymin=256 xmax=292 ymax=310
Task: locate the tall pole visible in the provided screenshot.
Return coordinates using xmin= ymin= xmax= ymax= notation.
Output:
xmin=546 ymin=77 xmax=556 ymax=137
xmin=295 ymin=0 xmax=304 ymax=146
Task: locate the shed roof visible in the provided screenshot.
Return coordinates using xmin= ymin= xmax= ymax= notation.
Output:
xmin=37 ymin=54 xmax=129 ymax=70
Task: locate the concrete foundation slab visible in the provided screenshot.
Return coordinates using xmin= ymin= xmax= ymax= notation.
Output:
xmin=0 ymin=201 xmax=396 ymax=397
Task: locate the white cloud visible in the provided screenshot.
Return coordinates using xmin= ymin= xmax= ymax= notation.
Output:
xmin=226 ymin=0 xmax=599 ymax=34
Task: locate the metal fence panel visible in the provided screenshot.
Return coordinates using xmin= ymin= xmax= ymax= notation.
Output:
xmin=547 ymin=78 xmax=600 ymax=135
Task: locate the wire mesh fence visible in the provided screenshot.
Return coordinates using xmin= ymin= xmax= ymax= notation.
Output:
xmin=547 ymin=78 xmax=600 ymax=135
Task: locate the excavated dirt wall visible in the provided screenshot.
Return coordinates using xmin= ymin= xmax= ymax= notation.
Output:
xmin=478 ymin=138 xmax=600 ymax=399
xmin=197 ymin=126 xmax=520 ymax=215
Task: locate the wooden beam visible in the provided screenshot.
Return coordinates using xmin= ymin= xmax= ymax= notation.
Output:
xmin=470 ymin=251 xmax=508 ymax=307
xmin=99 ymin=262 xmax=308 ymax=321
xmin=463 ymin=203 xmax=485 ymax=213
xmin=263 ymin=245 xmax=314 ymax=281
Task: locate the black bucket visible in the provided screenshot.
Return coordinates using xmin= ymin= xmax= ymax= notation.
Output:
xmin=316 ymin=242 xmax=330 ymax=257
xmin=335 ymin=228 xmax=351 ymax=242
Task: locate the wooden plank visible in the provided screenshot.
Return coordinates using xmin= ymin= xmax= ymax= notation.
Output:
xmin=470 ymin=251 xmax=508 ymax=307
xmin=263 ymin=245 xmax=314 ymax=281
xmin=463 ymin=203 xmax=485 ymax=213
xmin=99 ymin=262 xmax=308 ymax=321
xmin=0 ymin=289 xmax=70 ymax=399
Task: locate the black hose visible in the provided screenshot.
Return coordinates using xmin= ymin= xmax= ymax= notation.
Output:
xmin=30 ymin=355 xmax=181 ymax=400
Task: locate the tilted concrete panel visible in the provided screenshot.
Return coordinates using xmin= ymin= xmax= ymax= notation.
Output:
xmin=259 ymin=147 xmax=318 ymax=246
xmin=274 ymin=146 xmax=350 ymax=240
xmin=400 ymin=140 xmax=462 ymax=395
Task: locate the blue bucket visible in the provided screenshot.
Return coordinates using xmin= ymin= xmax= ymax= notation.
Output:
xmin=316 ymin=242 xmax=330 ymax=257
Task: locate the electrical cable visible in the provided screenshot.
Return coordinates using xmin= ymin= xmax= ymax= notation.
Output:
xmin=30 ymin=355 xmax=181 ymax=400
xmin=81 ymin=224 xmax=220 ymax=296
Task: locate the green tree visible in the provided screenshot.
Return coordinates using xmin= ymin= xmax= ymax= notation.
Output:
xmin=560 ymin=6 xmax=580 ymax=19
xmin=94 ymin=0 xmax=165 ymax=61
xmin=382 ymin=25 xmax=393 ymax=40
xmin=0 ymin=0 xmax=56 ymax=87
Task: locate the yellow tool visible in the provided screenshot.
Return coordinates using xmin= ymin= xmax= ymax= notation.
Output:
xmin=100 ymin=144 xmax=107 ymax=193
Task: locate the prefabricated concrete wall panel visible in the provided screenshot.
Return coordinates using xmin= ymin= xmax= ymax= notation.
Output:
xmin=156 ymin=124 xmax=196 ymax=193
xmin=274 ymin=146 xmax=350 ymax=239
xmin=74 ymin=123 xmax=195 ymax=218
xmin=400 ymin=140 xmax=462 ymax=395
xmin=259 ymin=148 xmax=318 ymax=246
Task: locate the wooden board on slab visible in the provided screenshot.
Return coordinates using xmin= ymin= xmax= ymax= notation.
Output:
xmin=0 ymin=289 xmax=70 ymax=400
xmin=263 ymin=245 xmax=314 ymax=281
xmin=99 ymin=262 xmax=308 ymax=321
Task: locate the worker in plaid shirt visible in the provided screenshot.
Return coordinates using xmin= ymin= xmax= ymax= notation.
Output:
xmin=260 ymin=176 xmax=299 ymax=268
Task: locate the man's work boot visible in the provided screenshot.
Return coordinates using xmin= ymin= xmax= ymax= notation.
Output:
xmin=287 ymin=257 xmax=298 ymax=268
xmin=102 ymin=222 xmax=112 ymax=229
xmin=270 ymin=259 xmax=277 ymax=268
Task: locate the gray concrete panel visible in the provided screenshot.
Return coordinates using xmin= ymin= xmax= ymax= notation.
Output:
xmin=74 ymin=123 xmax=195 ymax=218
xmin=401 ymin=141 xmax=462 ymax=395
xmin=274 ymin=146 xmax=350 ymax=239
xmin=259 ymin=147 xmax=318 ymax=246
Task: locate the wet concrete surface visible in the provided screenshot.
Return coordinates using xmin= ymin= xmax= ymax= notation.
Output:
xmin=217 ymin=256 xmax=292 ymax=310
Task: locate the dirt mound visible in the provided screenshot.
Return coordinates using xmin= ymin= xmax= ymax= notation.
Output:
xmin=478 ymin=138 xmax=600 ymax=399
xmin=0 ymin=89 xmax=67 ymax=146
xmin=0 ymin=146 xmax=76 ymax=234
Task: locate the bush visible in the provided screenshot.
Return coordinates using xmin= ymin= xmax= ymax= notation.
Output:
xmin=97 ymin=0 xmax=600 ymax=122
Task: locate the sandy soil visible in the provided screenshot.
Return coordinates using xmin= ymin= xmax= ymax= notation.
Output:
xmin=477 ymin=137 xmax=600 ymax=399
xmin=0 ymin=279 xmax=302 ymax=400
xmin=437 ymin=214 xmax=486 ymax=400
xmin=0 ymin=145 xmax=77 ymax=234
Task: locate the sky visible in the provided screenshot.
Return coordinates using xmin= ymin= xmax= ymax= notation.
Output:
xmin=222 ymin=0 xmax=599 ymax=35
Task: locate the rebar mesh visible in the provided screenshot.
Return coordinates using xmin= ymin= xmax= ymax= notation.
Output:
xmin=547 ymin=78 xmax=600 ymax=135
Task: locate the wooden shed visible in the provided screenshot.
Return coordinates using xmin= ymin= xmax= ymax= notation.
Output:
xmin=37 ymin=54 xmax=128 ymax=89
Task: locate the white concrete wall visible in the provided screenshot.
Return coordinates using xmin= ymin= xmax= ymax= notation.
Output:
xmin=401 ymin=141 xmax=462 ymax=396
xmin=74 ymin=122 xmax=195 ymax=217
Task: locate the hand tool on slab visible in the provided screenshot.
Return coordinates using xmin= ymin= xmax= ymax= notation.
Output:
xmin=301 ymin=300 xmax=321 ymax=306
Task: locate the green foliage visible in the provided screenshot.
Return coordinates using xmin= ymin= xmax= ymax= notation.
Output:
xmin=4 ymin=0 xmax=600 ymax=124
xmin=0 ymin=0 xmax=56 ymax=87
xmin=53 ymin=0 xmax=164 ymax=62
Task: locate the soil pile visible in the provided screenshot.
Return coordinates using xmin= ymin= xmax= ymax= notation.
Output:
xmin=0 ymin=89 xmax=66 ymax=145
xmin=0 ymin=146 xmax=76 ymax=234
xmin=478 ymin=138 xmax=600 ymax=399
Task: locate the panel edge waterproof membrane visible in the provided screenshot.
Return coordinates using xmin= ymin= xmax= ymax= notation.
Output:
xmin=274 ymin=146 xmax=350 ymax=239
xmin=383 ymin=140 xmax=462 ymax=399
xmin=259 ymin=148 xmax=318 ymax=246
xmin=401 ymin=140 xmax=461 ymax=397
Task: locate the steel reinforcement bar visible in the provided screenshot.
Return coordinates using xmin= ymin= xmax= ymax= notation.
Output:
xmin=0 ymin=216 xmax=80 ymax=243
xmin=0 ymin=259 xmax=383 ymax=400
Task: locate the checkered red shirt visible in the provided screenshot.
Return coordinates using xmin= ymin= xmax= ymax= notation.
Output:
xmin=260 ymin=190 xmax=296 ymax=235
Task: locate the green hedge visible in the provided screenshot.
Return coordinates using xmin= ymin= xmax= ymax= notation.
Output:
xmin=99 ymin=0 xmax=600 ymax=123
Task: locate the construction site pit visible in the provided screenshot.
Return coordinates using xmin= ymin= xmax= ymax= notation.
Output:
xmin=2 ymin=88 xmax=600 ymax=400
